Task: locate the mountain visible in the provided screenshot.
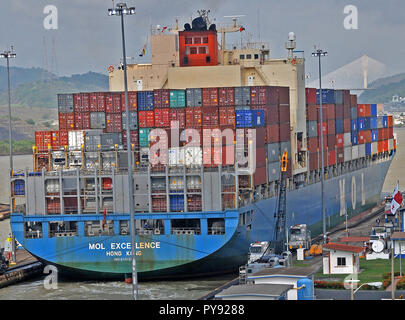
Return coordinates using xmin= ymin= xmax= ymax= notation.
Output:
xmin=0 ymin=71 xmax=109 ymax=108
xmin=0 ymin=66 xmax=54 ymax=91
xmin=358 ymin=72 xmax=405 ymax=103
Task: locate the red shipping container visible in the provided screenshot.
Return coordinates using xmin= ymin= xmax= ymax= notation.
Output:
xmin=305 ymin=88 xmax=317 ymax=105
xmin=47 ymin=198 xmax=61 ymax=214
xmin=81 ymin=93 xmax=90 ymax=112
xmin=278 ymin=87 xmax=290 ymax=105
xmin=317 ymin=106 xmax=328 ymax=122
xmin=335 ymin=104 xmax=344 ymax=119
xmin=266 ymin=124 xmax=279 ymax=143
xmin=343 ymin=118 xmax=351 ymax=132
xmin=219 ymin=107 xmax=236 ymax=127
xmin=309 ymin=152 xmax=319 ymax=171
xmin=185 ymin=107 xmax=202 ymax=127
xmin=35 ymin=131 xmax=52 ymax=150
xmin=382 ymin=128 xmax=388 ymax=140
xmin=327 ymin=120 xmax=335 ymax=135
xmin=307 ymin=137 xmax=318 ymax=153
xmin=250 ymin=86 xmax=268 ymax=105
xmin=328 ymin=149 xmax=336 ymax=166
xmin=152 ymin=195 xmax=166 ymax=212
xmin=306 ymin=104 xmax=317 ymax=121
xmin=350 ymin=95 xmax=358 ymax=107
xmin=154 ymin=108 xmax=170 ymax=128
xmin=383 ymin=140 xmax=388 ymax=152
xmin=327 ymin=134 xmax=336 ymax=149
xmin=357 ymin=104 xmax=366 ymax=117
xmin=279 ymin=105 xmax=290 ymax=123
xmin=326 ymin=104 xmax=335 ymax=120
xmin=253 ymin=166 xmax=267 ymax=186
xmin=202 ymin=88 xmax=218 ymax=107
xmin=218 ymin=87 xmax=235 ymax=106
xmin=150 ymin=128 xmax=171 ymax=149
xmin=377 ymin=141 xmax=383 ymax=153
xmin=336 ymin=134 xmax=344 ymax=148
xmin=364 ymin=104 xmax=371 ymax=117
xmin=264 ymin=105 xmax=280 ymax=124
xmin=138 ymin=111 xmax=155 ymax=128
xmin=377 ymin=128 xmax=383 ymax=141
xmin=202 ymin=106 xmax=219 ymax=128
xmin=59 ymin=112 xmax=74 ymax=130
xmin=74 ymin=112 xmax=90 ymax=130
xmin=202 ymin=146 xmax=229 ymax=167
xmin=106 ymin=93 xmax=122 ymax=113
xmin=343 ymin=105 xmax=351 ymax=119
xmin=153 ymin=89 xmax=170 ymax=108
xmin=89 ymin=92 xmax=106 ymax=112
xmin=388 ymin=127 xmax=393 ymax=139
xmin=388 ymin=115 xmax=393 ymax=128
xmin=169 ymin=108 xmax=186 ymax=129
xmin=122 ymin=130 xmax=139 ymax=148
xmin=343 ymin=90 xmax=351 ymax=107
xmin=358 ymin=130 xmax=371 ymax=144
xmin=317 ymin=122 xmax=327 ymax=136
xmin=73 ymin=93 xmax=82 ymax=113
xmin=106 ymin=113 xmax=122 ymax=132
xmin=279 ymin=123 xmax=290 ymax=142
xmin=121 ymin=91 xmax=137 ymax=111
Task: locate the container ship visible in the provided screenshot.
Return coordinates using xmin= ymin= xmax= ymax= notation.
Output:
xmin=10 ymin=14 xmax=396 ymax=279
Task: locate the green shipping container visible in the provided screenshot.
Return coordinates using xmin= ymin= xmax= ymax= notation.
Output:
xmin=139 ymin=128 xmax=150 ymax=147
xmin=170 ymin=90 xmax=186 ymax=108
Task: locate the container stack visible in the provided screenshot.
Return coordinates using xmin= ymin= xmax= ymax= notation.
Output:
xmin=305 ymin=88 xmax=396 ymax=172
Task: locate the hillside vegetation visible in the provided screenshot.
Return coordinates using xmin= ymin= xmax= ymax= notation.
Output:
xmin=359 ymin=72 xmax=405 ymax=103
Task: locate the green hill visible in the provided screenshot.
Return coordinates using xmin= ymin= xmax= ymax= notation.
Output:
xmin=359 ymin=72 xmax=405 ymax=103
xmin=0 ymin=71 xmax=109 ymax=109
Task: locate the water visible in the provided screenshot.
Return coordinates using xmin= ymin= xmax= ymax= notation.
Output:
xmin=0 ymin=129 xmax=403 ymax=299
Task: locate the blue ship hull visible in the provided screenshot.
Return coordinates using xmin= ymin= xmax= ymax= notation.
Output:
xmin=10 ymin=156 xmax=392 ymax=279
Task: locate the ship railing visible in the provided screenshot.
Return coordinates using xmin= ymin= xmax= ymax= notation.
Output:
xmin=171 ymin=228 xmax=201 ymax=235
xmin=50 ymin=230 xmax=78 ymax=238
xmin=25 ymin=230 xmax=42 ymax=239
xmin=136 ymin=228 xmax=164 ymax=235
xmin=207 ymin=227 xmax=225 ymax=235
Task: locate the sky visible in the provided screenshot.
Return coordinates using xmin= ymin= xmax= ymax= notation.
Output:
xmin=0 ymin=0 xmax=404 ymax=81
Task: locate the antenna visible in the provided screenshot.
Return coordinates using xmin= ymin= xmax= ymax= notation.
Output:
xmin=223 ymin=15 xmax=246 ymax=27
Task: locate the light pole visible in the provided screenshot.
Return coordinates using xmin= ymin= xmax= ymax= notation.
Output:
xmin=312 ymin=48 xmax=327 ymax=241
xmin=1 ymin=49 xmax=16 ymax=263
xmin=345 ymin=280 xmax=382 ymax=300
xmin=108 ymin=3 xmax=138 ymax=300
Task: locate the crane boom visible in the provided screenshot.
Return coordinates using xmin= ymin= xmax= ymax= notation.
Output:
xmin=272 ymin=151 xmax=288 ymax=254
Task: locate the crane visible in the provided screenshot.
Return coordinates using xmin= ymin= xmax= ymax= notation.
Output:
xmin=272 ymin=151 xmax=288 ymax=255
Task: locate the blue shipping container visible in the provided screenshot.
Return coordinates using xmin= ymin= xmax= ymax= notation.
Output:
xmin=170 ymin=195 xmax=184 ymax=211
xmin=316 ymin=89 xmax=335 ymax=104
xmin=351 ymin=131 xmax=358 ymax=145
xmin=365 ymin=143 xmax=371 ymax=156
xmin=351 ymin=119 xmax=358 ymax=131
xmin=236 ymin=110 xmax=253 ymax=128
xmin=13 ymin=179 xmax=25 ymax=196
xmin=364 ymin=117 xmax=370 ymax=130
xmin=252 ymin=110 xmax=265 ymax=127
xmin=369 ymin=117 xmax=377 ymax=129
xmin=137 ymin=91 xmax=154 ymax=110
xmin=357 ymin=117 xmax=365 ymax=130
xmin=335 ymin=119 xmax=344 ymax=134
xmin=371 ymin=129 xmax=377 ymax=142
xmin=370 ymin=104 xmax=377 ymax=117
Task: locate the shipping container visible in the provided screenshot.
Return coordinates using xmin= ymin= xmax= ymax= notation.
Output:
xmin=307 ymin=121 xmax=318 ymax=138
xmin=105 ymin=92 xmax=122 ymax=113
xmin=218 ymin=87 xmax=235 ymax=106
xmin=250 ymin=86 xmax=268 ymax=105
xmin=234 ymin=86 xmax=251 ymax=105
xmin=59 ymin=112 xmax=75 ymax=130
xmin=335 ymin=119 xmax=343 ymax=134
xmin=267 ymin=143 xmax=280 ymax=162
xmin=106 ymin=113 xmax=122 ymax=133
xmin=344 ymin=146 xmax=352 ymax=162
xmin=68 ymin=130 xmax=84 ymax=150
xmin=343 ymin=132 xmax=351 ymax=147
xmin=90 ymin=112 xmax=106 ymax=129
xmin=74 ymin=112 xmax=91 ymax=130
xmin=306 ymin=104 xmax=318 ymax=121
xmin=35 ymin=131 xmax=52 ymax=151
xmin=266 ymin=124 xmax=280 ymax=143
xmin=169 ymin=108 xmax=186 ymax=129
xmin=279 ymin=123 xmax=290 ymax=142
xmin=122 ymin=130 xmax=139 ymax=149
xmin=370 ymin=104 xmax=377 ymax=117
xmin=169 ymin=90 xmax=186 ymax=108
xmin=186 ymin=88 xmax=202 ymax=107
xmin=236 ymin=110 xmax=252 ymax=128
xmin=343 ymin=118 xmax=351 ymax=132
xmin=251 ymin=109 xmax=265 ymax=127
xmin=336 ymin=133 xmax=344 ymax=148
xmin=185 ymin=107 xmax=202 ymax=127
xmin=253 ymin=166 xmax=267 ymax=186
xmin=334 ymin=90 xmax=343 ymax=105
xmin=121 ymin=91 xmax=138 ymax=111
xmin=316 ymin=89 xmax=335 ymax=104
xmin=264 ymin=105 xmax=280 ymax=124
xmin=350 ymin=107 xmax=357 ymax=119
xmin=305 ymin=88 xmax=317 ymax=105
xmin=202 ymin=87 xmax=218 ymax=107
xmin=89 ymin=92 xmax=106 ymax=112
xmin=307 ymin=137 xmax=318 ymax=153
xmin=327 ymin=134 xmax=336 ymax=149
xmin=122 ymin=111 xmax=138 ymax=130
xmin=317 ymin=122 xmax=327 ymax=137
xmin=268 ymin=161 xmax=281 ymax=181
xmin=335 ymin=104 xmax=344 ymax=119
xmin=153 ymin=89 xmax=170 ymax=108
xmin=154 ymin=108 xmax=170 ymax=128
xmin=358 ymin=143 xmax=366 ymax=158
xmin=371 ymin=141 xmax=378 ymax=155
xmin=139 ymin=128 xmax=151 ymax=147
xmin=51 ymin=130 xmax=68 ymax=149
xmin=58 ymin=94 xmax=74 ymax=113
xmin=327 ymin=120 xmax=335 ymax=135
xmin=365 ymin=143 xmax=371 ymax=156
xmin=202 ymin=106 xmax=219 ymax=128
xmin=219 ymin=107 xmax=236 ymax=127
xmin=84 ymin=130 xmax=103 ymax=152
xmin=137 ymin=91 xmax=154 ymax=110
xmin=278 ymin=105 xmax=290 ymax=123
xmin=351 ymin=131 xmax=358 ymax=145
xmin=352 ymin=145 xmax=359 ymax=159
xmin=357 ymin=104 xmax=366 ymax=118
xmin=138 ymin=111 xmax=155 ymax=128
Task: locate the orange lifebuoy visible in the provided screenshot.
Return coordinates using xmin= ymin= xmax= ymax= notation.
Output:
xmin=108 ymin=65 xmax=114 ymax=73
xmin=291 ymin=58 xmax=296 ymax=65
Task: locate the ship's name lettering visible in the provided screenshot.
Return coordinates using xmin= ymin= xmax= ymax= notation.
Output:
xmin=89 ymin=242 xmax=161 ymax=250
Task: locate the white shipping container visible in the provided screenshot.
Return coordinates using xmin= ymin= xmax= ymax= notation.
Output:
xmin=68 ymin=130 xmax=85 ymax=150
xmin=140 ymin=147 xmax=149 ymax=163
xmin=352 ymin=145 xmax=359 ymax=159
xmin=343 ymin=132 xmax=351 ymax=147
xmin=358 ymin=144 xmax=366 ymax=158
xmin=168 ymin=147 xmax=185 ymax=167
xmin=371 ymin=142 xmax=378 ymax=155
xmin=187 ymin=176 xmax=201 ymax=190
xmin=45 ymin=179 xmax=59 ymax=193
xmin=169 ymin=176 xmax=184 ymax=191
xmin=185 ymin=147 xmax=202 ymax=166
xmin=344 ymin=146 xmax=352 ymax=161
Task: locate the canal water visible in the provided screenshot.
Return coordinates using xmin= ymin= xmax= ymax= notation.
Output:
xmin=0 ymin=128 xmax=403 ymax=299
